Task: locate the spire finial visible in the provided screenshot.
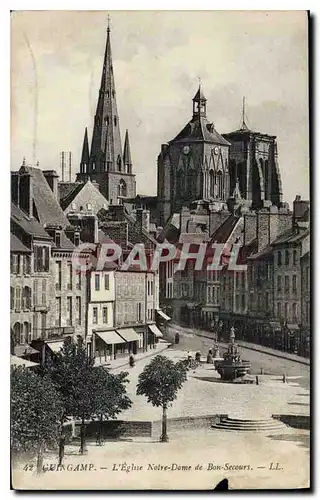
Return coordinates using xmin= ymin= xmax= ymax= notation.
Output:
xmin=107 ymin=14 xmax=111 ymax=33
xmin=36 ymin=159 xmax=39 ymax=167
xmin=22 ymin=157 xmax=26 ymax=166
xmin=198 ymin=76 xmax=202 ymax=88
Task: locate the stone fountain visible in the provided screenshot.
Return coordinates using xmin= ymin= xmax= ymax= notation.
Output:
xmin=214 ymin=327 xmax=251 ymax=381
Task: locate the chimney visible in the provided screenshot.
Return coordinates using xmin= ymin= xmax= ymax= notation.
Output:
xmin=11 ymin=172 xmax=20 ymax=206
xmin=256 ymin=206 xmax=292 ymax=252
xmin=180 ymin=206 xmax=190 ymax=234
xmin=43 ymin=170 xmax=59 ymax=199
xmin=293 ymin=195 xmax=310 ymax=223
xmin=243 ymin=212 xmax=257 ymax=245
xmin=19 ymin=170 xmax=33 ymax=217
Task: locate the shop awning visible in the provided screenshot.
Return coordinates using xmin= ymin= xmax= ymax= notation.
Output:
xmin=148 ymin=324 xmax=163 ymax=338
xmin=287 ymin=324 xmax=300 ymax=331
xmin=11 ymin=355 xmax=39 ymax=368
xmin=156 ymin=310 xmax=171 ymax=322
xmin=95 ymin=330 xmax=125 ymax=345
xmin=14 ymin=344 xmax=39 ymax=357
xmin=269 ymin=321 xmax=281 ymax=330
xmin=46 ymin=341 xmax=64 ymax=353
xmin=116 ymin=328 xmax=140 ymax=342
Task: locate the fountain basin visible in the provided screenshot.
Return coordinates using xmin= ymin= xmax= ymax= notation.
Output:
xmin=214 ymin=359 xmax=251 ymax=380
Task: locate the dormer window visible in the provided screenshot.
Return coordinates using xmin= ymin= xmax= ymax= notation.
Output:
xmin=87 ymin=203 xmax=92 ymax=210
xmin=74 ymin=232 xmax=80 ymax=247
xmin=55 ymin=231 xmax=61 ymax=248
xmin=71 ymin=202 xmax=77 ymax=211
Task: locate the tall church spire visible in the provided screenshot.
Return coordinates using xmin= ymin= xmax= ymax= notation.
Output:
xmin=89 ymin=20 xmax=123 ymax=173
xmin=192 ymin=84 xmax=207 ymax=118
xmin=123 ymin=129 xmax=132 ymax=173
xmin=80 ymin=127 xmax=89 ymax=173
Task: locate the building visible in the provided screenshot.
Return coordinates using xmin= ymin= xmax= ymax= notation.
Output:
xmin=157 ymin=86 xmax=231 ymax=225
xmin=10 ymin=203 xmax=53 ymax=356
xmin=76 ymin=25 xmax=136 ymax=202
xmin=59 ymin=179 xmax=109 ymax=215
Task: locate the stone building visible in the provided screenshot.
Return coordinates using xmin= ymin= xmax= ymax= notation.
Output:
xmin=76 ymin=25 xmax=136 ymax=202
xmin=157 ymin=86 xmax=231 ymax=226
xmin=59 ymin=179 xmax=109 ymax=215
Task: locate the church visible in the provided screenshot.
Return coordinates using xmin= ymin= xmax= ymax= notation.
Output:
xmin=76 ymin=23 xmax=136 ymax=204
xmin=157 ymin=87 xmax=283 ymax=226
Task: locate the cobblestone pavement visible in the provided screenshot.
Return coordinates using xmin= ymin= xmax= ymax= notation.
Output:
xmin=12 ymin=427 xmax=310 ymax=490
xmin=113 ymin=345 xmax=309 ymax=421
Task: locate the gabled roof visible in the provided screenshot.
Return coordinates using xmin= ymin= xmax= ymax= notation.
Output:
xmin=272 ymin=227 xmax=309 ymax=246
xmin=209 ymin=215 xmax=240 ymax=244
xmin=11 ymin=203 xmax=51 ymax=240
xmin=10 ymin=233 xmax=31 ymax=253
xmin=58 ymin=182 xmax=83 ymax=208
xmin=170 ymin=116 xmax=231 ymax=146
xmin=20 ymin=166 xmax=69 ymax=228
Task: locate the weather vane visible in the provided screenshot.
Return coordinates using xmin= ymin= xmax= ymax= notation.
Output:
xmin=107 ymin=14 xmax=111 ymax=31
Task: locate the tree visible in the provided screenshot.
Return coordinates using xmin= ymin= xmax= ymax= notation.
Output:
xmin=46 ymin=337 xmax=131 ymax=454
xmin=93 ymin=367 xmax=132 ymax=445
xmin=136 ymin=355 xmax=187 ymax=442
xmin=11 ymin=366 xmax=64 ymax=473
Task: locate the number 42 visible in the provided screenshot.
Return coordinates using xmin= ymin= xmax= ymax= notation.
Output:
xmin=23 ymin=464 xmax=34 ymax=471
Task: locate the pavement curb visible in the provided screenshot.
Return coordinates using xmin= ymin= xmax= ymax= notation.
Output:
xmin=192 ymin=331 xmax=310 ymax=366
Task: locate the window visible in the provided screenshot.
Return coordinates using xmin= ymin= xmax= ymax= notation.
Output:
xmin=114 ymin=116 xmax=117 ymax=127
xmin=55 ymin=297 xmax=61 ymax=327
xmin=284 ymin=275 xmax=289 ymax=293
xmin=292 ymin=302 xmax=297 ymax=323
xmin=23 ymin=255 xmax=31 ymax=275
xmin=67 ymin=262 xmax=73 ymax=290
xmin=306 ymin=266 xmax=309 ymax=289
xmin=137 ymin=303 xmax=142 ymax=322
xmin=292 ymin=275 xmax=297 ymax=293
xmin=76 ymin=297 xmax=81 ymax=326
xmin=74 ymin=233 xmax=80 ymax=247
xmin=277 ymin=302 xmax=281 ymax=318
xmin=41 ymin=279 xmax=46 ymax=306
xmin=87 ymin=203 xmax=92 ymax=210
xmin=15 ymin=287 xmax=21 ymax=311
xmin=285 ymin=250 xmax=290 ymax=266
xmin=41 ymin=312 xmax=46 ymax=336
xmin=265 ymin=292 xmax=269 ymax=311
xmin=33 ymin=280 xmax=38 ymax=306
xmin=10 ymin=287 xmax=14 ymax=310
xmin=284 ymin=302 xmax=289 ymax=320
xmin=67 ymin=297 xmax=72 ymax=326
xmin=277 ymin=275 xmax=282 ymax=292
xmin=11 ymin=254 xmax=19 ymax=274
xmin=76 ymin=272 xmax=81 ymax=290
xmin=95 ymin=274 xmax=100 ymax=291
xmin=104 ymin=274 xmax=110 ymax=290
xmin=56 ymin=261 xmax=62 ymax=290
xmin=235 ymin=295 xmax=240 ymax=311
xmin=55 ymin=231 xmax=61 ymax=247
xmin=102 ymin=307 xmax=108 ymax=324
xmin=277 ymin=251 xmax=282 ymax=267
xmin=22 ymin=286 xmax=31 ymax=309
xmin=293 ymin=249 xmax=297 ymax=266
xmin=92 ymin=307 xmax=98 ymax=324
xmin=241 ymin=294 xmax=245 ymax=310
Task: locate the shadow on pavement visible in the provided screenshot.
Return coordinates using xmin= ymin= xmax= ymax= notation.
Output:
xmin=267 ymin=433 xmax=310 ymax=449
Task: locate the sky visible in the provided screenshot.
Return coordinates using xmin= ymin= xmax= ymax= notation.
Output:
xmin=11 ymin=10 xmax=309 ymax=203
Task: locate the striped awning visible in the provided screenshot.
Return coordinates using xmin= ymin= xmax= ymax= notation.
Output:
xmin=116 ymin=328 xmax=140 ymax=342
xmin=148 ymin=324 xmax=163 ymax=338
xmin=156 ymin=310 xmax=171 ymax=321
xmin=95 ymin=330 xmax=125 ymax=345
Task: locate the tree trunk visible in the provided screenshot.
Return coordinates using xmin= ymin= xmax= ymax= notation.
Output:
xmin=36 ymin=442 xmax=44 ymax=474
xmin=97 ymin=415 xmax=103 ymax=446
xmin=79 ymin=417 xmax=87 ymax=454
xmin=160 ymin=404 xmax=169 ymax=442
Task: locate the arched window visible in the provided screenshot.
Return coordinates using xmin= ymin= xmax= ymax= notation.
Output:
xmin=23 ymin=321 xmax=30 ymax=344
xmin=188 ymin=169 xmax=196 ymax=197
xmin=13 ymin=322 xmax=21 ymax=346
xmin=114 ymin=116 xmax=117 ymax=127
xmin=22 ymin=286 xmax=31 ymax=309
xmin=117 ymin=155 xmax=122 ymax=172
xmin=264 ymin=160 xmax=268 ymax=197
xmin=105 ymin=116 xmax=109 ymax=126
xmin=10 ymin=286 xmax=14 ymax=310
xmin=118 ymin=179 xmax=127 ymax=198
xmin=209 ymin=170 xmax=214 ymax=197
xmin=217 ymin=171 xmax=223 ymax=199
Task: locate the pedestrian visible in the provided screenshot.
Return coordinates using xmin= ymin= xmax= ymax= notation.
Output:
xmin=129 ymin=354 xmax=135 ymax=367
xmin=256 ymin=376 xmax=259 ymax=385
xmin=282 ymin=373 xmax=286 ymax=383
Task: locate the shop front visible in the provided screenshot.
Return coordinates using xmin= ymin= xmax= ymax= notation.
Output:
xmin=147 ymin=323 xmax=163 ymax=348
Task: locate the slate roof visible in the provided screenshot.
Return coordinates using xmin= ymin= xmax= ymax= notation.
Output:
xmin=11 ymin=203 xmax=51 ymax=240
xmin=272 ymin=227 xmax=309 ymax=246
xmin=209 ymin=215 xmax=240 ymax=244
xmin=20 ymin=166 xmax=69 ymax=227
xmin=10 ymin=233 xmax=31 ymax=253
xmin=170 ymin=116 xmax=231 ymax=146
xmin=58 ymin=182 xmax=85 ymax=210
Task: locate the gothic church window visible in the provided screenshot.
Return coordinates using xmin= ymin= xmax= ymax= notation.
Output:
xmin=117 ymin=155 xmax=122 ymax=171
xmin=118 ymin=179 xmax=127 ymax=197
xmin=264 ymin=160 xmax=268 ymax=197
xmin=114 ymin=116 xmax=117 ymax=126
xmin=217 ymin=171 xmax=223 ymax=199
xmin=209 ymin=170 xmax=214 ymax=197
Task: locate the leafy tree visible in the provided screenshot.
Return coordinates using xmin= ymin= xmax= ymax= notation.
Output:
xmin=46 ymin=337 xmax=131 ymax=453
xmin=93 ymin=367 xmax=132 ymax=445
xmin=11 ymin=366 xmax=64 ymax=473
xmin=136 ymin=355 xmax=187 ymax=442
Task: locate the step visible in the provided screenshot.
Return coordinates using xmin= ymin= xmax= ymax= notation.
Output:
xmin=220 ymin=419 xmax=282 ymax=427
